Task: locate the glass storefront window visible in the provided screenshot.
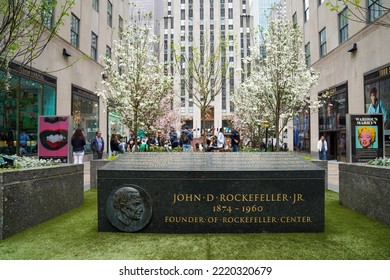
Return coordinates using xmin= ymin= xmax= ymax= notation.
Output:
xmin=19 ymin=77 xmax=42 ymax=154
xmin=364 ymin=66 xmax=390 ymax=155
xmin=72 ymin=91 xmax=99 ymax=153
xmin=1 ymin=70 xmax=56 ymax=155
xmin=293 ymin=108 xmax=310 ymax=152
xmin=0 ymin=73 xmax=18 ymax=154
xmin=318 ymin=84 xmax=348 ymax=161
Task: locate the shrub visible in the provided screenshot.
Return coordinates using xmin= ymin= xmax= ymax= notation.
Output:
xmin=0 ymin=154 xmax=61 ymax=170
xmin=367 ymin=157 xmax=390 ymax=168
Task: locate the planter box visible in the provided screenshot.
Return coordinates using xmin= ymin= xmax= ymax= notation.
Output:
xmin=311 ymin=160 xmax=328 ymax=190
xmin=0 ymin=164 xmax=84 ymax=239
xmin=90 ymin=160 xmax=109 ymax=189
xmin=339 ymin=163 xmax=390 ymax=226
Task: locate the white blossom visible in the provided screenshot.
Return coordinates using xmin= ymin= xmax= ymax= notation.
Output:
xmin=234 ymin=4 xmax=319 ymax=150
xmin=96 ymin=14 xmax=173 ymax=145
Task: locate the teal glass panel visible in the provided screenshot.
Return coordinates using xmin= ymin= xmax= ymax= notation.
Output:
xmin=43 ymin=84 xmax=56 ymax=115
xmin=19 ymin=77 xmax=42 ymax=154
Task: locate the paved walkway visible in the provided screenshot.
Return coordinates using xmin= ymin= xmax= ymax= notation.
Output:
xmin=82 ymin=159 xmax=340 ymax=193
xmin=327 ymin=160 xmax=339 ymax=193
xmin=83 ymin=161 xmax=90 ymax=191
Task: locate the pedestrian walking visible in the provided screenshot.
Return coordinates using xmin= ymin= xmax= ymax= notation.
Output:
xmin=317 ymin=135 xmax=328 ymax=160
xmin=91 ymin=130 xmax=104 ymax=159
xmin=71 ymin=128 xmax=86 ymax=164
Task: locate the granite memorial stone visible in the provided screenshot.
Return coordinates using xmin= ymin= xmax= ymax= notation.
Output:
xmin=98 ymin=153 xmax=325 ymax=233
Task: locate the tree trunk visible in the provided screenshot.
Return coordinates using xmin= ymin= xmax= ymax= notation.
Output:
xmin=274 ymin=116 xmax=280 ymax=151
xmin=201 ymin=109 xmax=207 ymax=146
xmin=133 ymin=111 xmax=139 ymax=152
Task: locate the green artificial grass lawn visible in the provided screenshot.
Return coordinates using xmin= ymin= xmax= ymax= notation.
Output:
xmin=0 ymin=189 xmax=389 ymax=260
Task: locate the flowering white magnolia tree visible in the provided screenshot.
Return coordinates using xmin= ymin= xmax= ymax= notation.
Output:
xmin=173 ymin=33 xmax=228 ymax=143
xmin=97 ymin=13 xmax=173 ymax=147
xmin=234 ymin=7 xmax=319 ymax=151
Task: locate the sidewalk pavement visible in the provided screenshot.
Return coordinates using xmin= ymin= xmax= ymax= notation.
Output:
xmin=327 ymin=160 xmax=339 ymax=193
xmin=83 ymin=161 xmax=90 ymax=192
xmin=81 ymin=159 xmax=339 ymax=193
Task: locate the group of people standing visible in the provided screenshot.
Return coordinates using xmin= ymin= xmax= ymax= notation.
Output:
xmin=69 ymin=126 xmax=243 ymax=164
xmin=71 ymin=129 xmax=104 ymax=164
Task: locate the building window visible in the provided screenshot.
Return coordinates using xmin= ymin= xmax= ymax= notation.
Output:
xmin=42 ymin=0 xmax=55 ymax=29
xmin=107 ymin=0 xmax=112 ymax=27
xmin=304 ymin=0 xmax=309 ymax=22
xmin=368 ymin=0 xmax=382 ymax=22
xmin=71 ymin=86 xmax=99 ymax=153
xmin=319 ymin=28 xmax=326 ymax=58
xmin=70 ymin=13 xmax=80 ymax=48
xmin=181 ymin=9 xmax=185 ymax=20
xmin=221 ymin=5 xmax=225 ymax=18
xmin=164 ymin=17 xmax=168 ymax=29
xmin=293 ymin=108 xmax=311 ymax=152
xmin=118 ymin=16 xmax=123 ymax=39
xmin=305 ymin=42 xmax=311 ymax=66
xmin=93 ymin=0 xmax=99 ymax=12
xmin=91 ymin=32 xmax=98 ymax=61
xmin=292 ymin=12 xmax=297 ymax=27
xmin=200 ymin=2 xmax=204 ymax=20
xmin=339 ymin=8 xmax=349 ymax=44
xmin=106 ymin=45 xmax=111 ymax=59
xmin=318 ymin=0 xmax=324 ymax=5
xmin=228 ymin=8 xmax=233 ymax=19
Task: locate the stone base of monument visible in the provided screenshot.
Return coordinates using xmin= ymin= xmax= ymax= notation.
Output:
xmin=98 ymin=153 xmax=324 ymax=233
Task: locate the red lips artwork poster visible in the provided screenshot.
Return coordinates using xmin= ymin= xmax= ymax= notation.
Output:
xmin=39 ymin=116 xmax=72 ymax=163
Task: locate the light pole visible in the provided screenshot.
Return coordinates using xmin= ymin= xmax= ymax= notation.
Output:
xmin=263 ymin=121 xmax=269 ymax=152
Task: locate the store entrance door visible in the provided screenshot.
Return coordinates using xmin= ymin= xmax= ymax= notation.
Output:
xmin=337 ymin=130 xmax=347 ymax=162
xmin=324 ymin=130 xmax=347 ymax=161
xmin=325 ymin=132 xmax=337 ymax=161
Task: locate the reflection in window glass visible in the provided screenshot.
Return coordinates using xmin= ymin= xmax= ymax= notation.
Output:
xmin=0 ymin=71 xmax=56 ymax=155
xmin=293 ymin=108 xmax=310 ymax=152
xmin=72 ymin=94 xmax=99 ymax=153
xmin=0 ymin=72 xmax=17 ymax=154
xmin=19 ymin=77 xmax=42 ymax=154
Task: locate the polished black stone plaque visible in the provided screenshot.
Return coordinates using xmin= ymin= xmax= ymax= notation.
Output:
xmin=98 ymin=153 xmax=325 ymax=233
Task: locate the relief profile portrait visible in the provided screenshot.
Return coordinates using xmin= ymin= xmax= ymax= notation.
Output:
xmin=106 ymin=185 xmax=152 ymax=232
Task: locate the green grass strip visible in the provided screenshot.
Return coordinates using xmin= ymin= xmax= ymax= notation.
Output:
xmin=1 ymin=190 xmax=389 ymax=260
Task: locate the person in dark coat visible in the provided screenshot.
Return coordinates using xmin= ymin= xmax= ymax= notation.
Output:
xmin=71 ymin=128 xmax=86 ymax=164
xmin=91 ymin=130 xmax=104 ymax=159
xmin=110 ymin=134 xmax=120 ymax=156
xmin=230 ymin=127 xmax=241 ymax=152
